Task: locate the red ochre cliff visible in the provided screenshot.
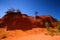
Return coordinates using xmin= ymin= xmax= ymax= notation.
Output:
xmin=0 ymin=10 xmax=59 ymax=30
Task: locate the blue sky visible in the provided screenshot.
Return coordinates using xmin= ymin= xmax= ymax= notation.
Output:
xmin=0 ymin=0 xmax=60 ymax=20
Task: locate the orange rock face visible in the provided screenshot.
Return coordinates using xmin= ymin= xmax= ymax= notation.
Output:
xmin=0 ymin=11 xmax=59 ymax=30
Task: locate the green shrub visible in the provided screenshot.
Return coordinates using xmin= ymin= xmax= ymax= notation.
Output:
xmin=45 ymin=22 xmax=55 ymax=36
xmin=45 ymin=22 xmax=49 ymax=29
xmin=56 ymin=23 xmax=60 ymax=33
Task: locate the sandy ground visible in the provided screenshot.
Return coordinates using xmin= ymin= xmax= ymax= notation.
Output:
xmin=0 ymin=28 xmax=60 ymax=40
xmin=3 ymin=34 xmax=60 ymax=40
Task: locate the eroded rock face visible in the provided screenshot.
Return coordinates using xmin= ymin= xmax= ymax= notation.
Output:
xmin=0 ymin=19 xmax=1 ymax=23
xmin=0 ymin=11 xmax=33 ymax=30
xmin=33 ymin=15 xmax=58 ymax=28
xmin=0 ymin=11 xmax=59 ymax=30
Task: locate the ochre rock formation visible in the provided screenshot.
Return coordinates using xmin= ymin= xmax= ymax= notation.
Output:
xmin=0 ymin=11 xmax=59 ymax=30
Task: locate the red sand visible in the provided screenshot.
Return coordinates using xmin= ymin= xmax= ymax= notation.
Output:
xmin=4 ymin=34 xmax=60 ymax=40
xmin=1 ymin=28 xmax=60 ymax=40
